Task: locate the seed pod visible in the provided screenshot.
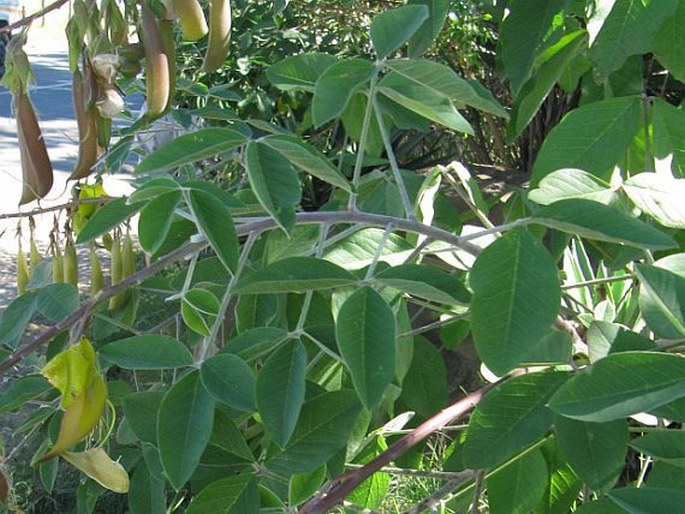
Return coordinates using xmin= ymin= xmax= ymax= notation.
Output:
xmin=121 ymin=231 xmax=136 ymax=278
xmin=68 ymin=69 xmax=100 ymax=181
xmin=15 ymin=87 xmax=54 ymax=205
xmin=29 ymin=237 xmax=41 ymax=271
xmin=159 ymin=18 xmax=177 ymax=98
xmin=63 ymin=238 xmax=78 ymax=287
xmin=118 ymin=57 xmax=142 ymax=78
xmin=117 ymin=42 xmax=145 ymax=62
xmin=201 ymin=0 xmax=232 ymax=73
xmin=141 ymin=1 xmax=171 ymax=119
xmin=172 ymin=0 xmax=208 ymax=41
xmin=96 ymin=86 xmax=125 ymax=119
xmin=16 ymin=241 xmax=30 ymax=295
xmin=53 ymin=244 xmax=64 ymax=284
xmin=89 ymin=243 xmax=104 ymax=295
xmin=108 ymin=235 xmax=124 ymax=310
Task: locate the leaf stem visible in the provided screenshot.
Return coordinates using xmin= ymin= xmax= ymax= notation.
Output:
xmin=561 ymin=274 xmax=634 ymax=290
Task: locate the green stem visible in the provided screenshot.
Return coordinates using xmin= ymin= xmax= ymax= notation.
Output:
xmin=349 ymin=72 xmax=380 ymax=211
xmin=562 ymin=274 xmax=634 ymax=290
xmin=373 ymin=96 xmax=416 ymax=221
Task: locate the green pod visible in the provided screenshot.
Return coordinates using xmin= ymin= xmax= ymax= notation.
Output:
xmin=17 ymin=242 xmax=30 ymax=295
xmin=29 ymin=238 xmax=41 ymax=271
xmin=140 ymin=1 xmax=171 ymax=119
xmin=52 ymin=250 xmax=64 ymax=284
xmin=108 ymin=236 xmax=125 ymax=310
xmin=201 ymin=0 xmax=232 ymax=73
xmin=89 ymin=243 xmax=104 ymax=295
xmin=63 ymin=239 xmax=79 ymax=287
xmin=121 ymin=232 xmax=136 ymax=278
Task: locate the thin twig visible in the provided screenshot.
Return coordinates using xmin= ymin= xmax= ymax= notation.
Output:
xmin=404 ymin=475 xmax=475 ymax=514
xmin=0 ymin=196 xmax=115 ymax=220
xmin=345 ymin=463 xmax=473 ymax=481
xmin=0 ymin=0 xmax=71 ymax=33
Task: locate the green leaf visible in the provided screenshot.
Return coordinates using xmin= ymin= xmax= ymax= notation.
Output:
xmin=531 ymin=96 xmax=641 ymax=185
xmin=289 ymin=466 xmax=327 ymax=507
xmin=637 ymin=262 xmax=685 ymax=338
xmin=533 ymin=199 xmax=676 ymax=250
xmin=136 ymin=128 xmax=247 ymax=173
xmin=463 ymin=371 xmax=569 ymax=469
xmin=499 ymin=0 xmax=569 ymax=95
xmin=407 ymin=0 xmax=449 ymax=57
xmin=0 ymin=292 xmax=38 ymax=349
xmin=549 ymin=352 xmax=685 ymax=422
xmin=470 ymin=228 xmax=561 ymax=375
xmin=210 ymin=409 xmax=254 ymax=462
xmin=375 ymin=264 xmax=470 ymax=304
xmin=256 ymin=340 xmax=307 ymax=448
xmin=245 ymin=141 xmax=301 ymax=233
xmin=99 ymin=336 xmax=193 ymax=369
xmin=399 ymin=336 xmax=447 ymax=417
xmin=128 ymin=459 xmax=166 ymax=514
xmin=312 ymin=59 xmax=376 ymax=127
xmin=188 ymin=189 xmax=239 ymax=272
xmin=652 ymin=99 xmax=685 ymax=178
xmin=158 ymin=370 xmax=215 ymax=490
xmin=235 ymin=257 xmax=357 ymax=294
xmin=528 ymin=168 xmax=614 ymax=206
xmin=36 ymin=284 xmax=78 ymax=321
xmin=127 ymin=177 xmax=180 ymax=204
xmin=609 ymin=487 xmax=685 ymax=513
xmin=201 ymin=354 xmax=256 ymax=412
xmin=266 ymin=52 xmax=337 ymax=92
xmin=370 ymin=5 xmax=429 ymax=59
xmin=386 ymin=59 xmax=508 ymax=119
xmin=181 ymin=288 xmax=220 ymax=337
xmin=324 ymin=228 xmax=413 ymax=270
xmin=586 ymin=321 xmax=656 ymax=363
xmin=508 ymin=31 xmax=588 ymax=139
xmin=487 ymin=449 xmax=548 ymax=514
xmin=653 ymin=1 xmax=685 ymax=82
xmin=267 ymin=390 xmax=362 ymax=475
xmin=630 ymin=430 xmax=685 ymax=465
xmin=574 ymin=498 xmax=627 ymax=514
xmin=336 ymin=286 xmax=396 ymax=410
xmin=622 ymin=173 xmax=685 ymax=229
xmin=222 ymin=327 xmax=289 ymax=362
xmin=122 ymin=391 xmax=165 ymax=445
xmin=378 ymin=72 xmax=473 ymax=134
xmin=76 ymin=198 xmax=141 ymax=244
xmin=347 ymin=436 xmax=390 ymax=509
xmin=554 ymin=416 xmax=627 ymax=491
xmin=186 ymin=475 xmax=259 ymax=514
xmin=138 ymin=191 xmax=182 ymax=254
xmin=588 ymin=0 xmax=678 ymax=81
xmin=261 ymin=134 xmax=351 ymax=192
xmin=0 ymin=376 xmax=51 ymax=414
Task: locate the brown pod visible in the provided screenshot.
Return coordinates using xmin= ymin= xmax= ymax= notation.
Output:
xmin=201 ymin=0 xmax=232 ymax=73
xmin=141 ymin=1 xmax=171 ymax=119
xmin=172 ymin=0 xmax=208 ymax=41
xmin=15 ymin=87 xmax=54 ymax=205
xmin=159 ymin=19 xmax=177 ymax=100
xmin=69 ymin=69 xmax=100 ymax=181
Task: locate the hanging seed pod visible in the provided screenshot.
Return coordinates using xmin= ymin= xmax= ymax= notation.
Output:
xmin=15 ymin=86 xmax=54 ymax=205
xmin=63 ymin=237 xmax=79 ymax=287
xmin=69 ymin=69 xmax=100 ymax=181
xmin=89 ymin=243 xmax=104 ymax=295
xmin=121 ymin=231 xmax=136 ymax=278
xmin=52 ymin=243 xmax=64 ymax=284
xmin=172 ymin=0 xmax=208 ymax=41
xmin=29 ymin=237 xmax=41 ymax=271
xmin=140 ymin=1 xmax=171 ymax=119
xmin=117 ymin=42 xmax=145 ymax=62
xmin=108 ymin=234 xmax=125 ymax=310
xmin=159 ymin=18 xmax=177 ymax=99
xmin=16 ymin=241 xmax=30 ymax=295
xmin=201 ymin=0 xmax=232 ymax=73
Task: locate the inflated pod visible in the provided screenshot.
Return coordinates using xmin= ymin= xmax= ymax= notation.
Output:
xmin=52 ymin=244 xmax=64 ymax=284
xmin=172 ymin=0 xmax=208 ymax=41
xmin=140 ymin=1 xmax=171 ymax=119
xmin=108 ymin=235 xmax=125 ymax=310
xmin=158 ymin=18 xmax=177 ymax=100
xmin=201 ymin=0 xmax=232 ymax=72
xmin=63 ymin=238 xmax=79 ymax=287
xmin=17 ymin=241 xmax=30 ymax=295
xmin=29 ymin=238 xmax=41 ymax=271
xmin=89 ymin=243 xmax=104 ymax=295
xmin=15 ymin=87 xmax=54 ymax=205
xmin=121 ymin=231 xmax=136 ymax=278
xmin=68 ymin=69 xmax=100 ymax=181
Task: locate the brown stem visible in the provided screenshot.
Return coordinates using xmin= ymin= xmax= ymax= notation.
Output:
xmin=298 ymin=384 xmax=496 ymax=514
xmin=0 ymin=196 xmax=115 ymax=221
xmin=0 ymin=0 xmax=71 ymax=33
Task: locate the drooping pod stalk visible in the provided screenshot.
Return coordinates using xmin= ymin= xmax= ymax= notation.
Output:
xmin=201 ymin=0 xmax=232 ymax=73
xmin=15 ymin=87 xmax=54 ymax=205
xmin=172 ymin=0 xmax=208 ymax=41
xmin=140 ymin=1 xmax=171 ymax=119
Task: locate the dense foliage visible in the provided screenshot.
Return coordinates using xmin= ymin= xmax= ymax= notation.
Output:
xmin=2 ymin=0 xmax=685 ymax=512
